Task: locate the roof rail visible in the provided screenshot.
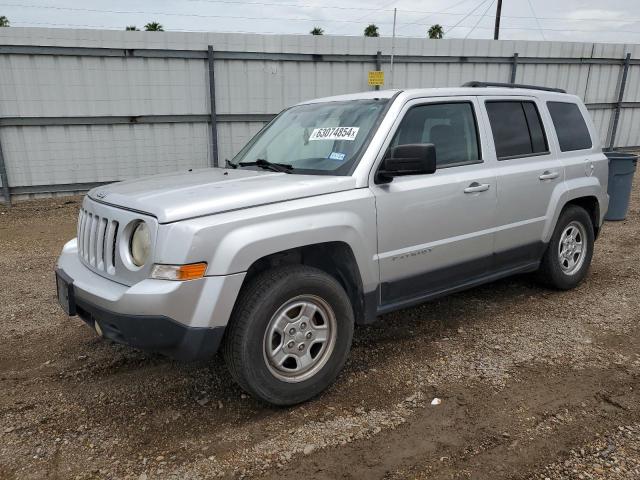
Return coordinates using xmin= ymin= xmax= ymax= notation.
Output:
xmin=462 ymin=81 xmax=566 ymax=94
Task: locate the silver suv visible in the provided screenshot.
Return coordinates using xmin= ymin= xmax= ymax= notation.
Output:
xmin=56 ymin=82 xmax=608 ymax=405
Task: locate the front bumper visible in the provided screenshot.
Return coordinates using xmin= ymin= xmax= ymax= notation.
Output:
xmin=72 ymin=292 xmax=225 ymax=360
xmin=56 ymin=239 xmax=245 ymax=360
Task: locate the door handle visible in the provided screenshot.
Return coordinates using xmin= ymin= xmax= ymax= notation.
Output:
xmin=539 ymin=171 xmax=559 ymax=180
xmin=464 ymin=182 xmax=490 ymax=193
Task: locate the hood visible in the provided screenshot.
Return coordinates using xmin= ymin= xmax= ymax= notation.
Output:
xmin=88 ymin=168 xmax=357 ymax=223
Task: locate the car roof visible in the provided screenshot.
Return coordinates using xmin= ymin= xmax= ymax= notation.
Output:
xmin=298 ymin=87 xmax=579 ymax=105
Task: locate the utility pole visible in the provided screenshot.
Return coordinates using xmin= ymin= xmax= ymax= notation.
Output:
xmin=390 ymin=8 xmax=397 ymax=88
xmin=493 ymin=0 xmax=502 ymax=40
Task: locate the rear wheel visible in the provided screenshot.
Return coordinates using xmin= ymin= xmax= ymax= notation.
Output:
xmin=537 ymin=205 xmax=594 ymax=290
xmin=223 ymin=265 xmax=354 ymax=406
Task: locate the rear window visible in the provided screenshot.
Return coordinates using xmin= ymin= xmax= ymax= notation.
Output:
xmin=485 ymin=101 xmax=549 ymax=160
xmin=547 ymin=101 xmax=592 ymax=151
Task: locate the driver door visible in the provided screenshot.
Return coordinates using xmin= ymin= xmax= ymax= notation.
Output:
xmin=370 ymin=97 xmax=498 ymax=309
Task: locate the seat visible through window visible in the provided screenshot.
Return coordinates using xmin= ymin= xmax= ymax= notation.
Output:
xmin=390 ymin=102 xmax=480 ymax=168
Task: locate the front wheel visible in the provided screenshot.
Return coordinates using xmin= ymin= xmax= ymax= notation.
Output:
xmin=222 ymin=265 xmax=354 ymax=406
xmin=537 ymin=205 xmax=595 ymax=290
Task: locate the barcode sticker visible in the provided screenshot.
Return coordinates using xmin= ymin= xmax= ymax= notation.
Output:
xmin=309 ymin=127 xmax=359 ymax=141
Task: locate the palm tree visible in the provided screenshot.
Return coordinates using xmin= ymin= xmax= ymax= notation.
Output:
xmin=364 ymin=24 xmax=379 ymax=37
xmin=310 ymin=27 xmax=324 ymax=35
xmin=144 ymin=22 xmax=164 ymax=31
xmin=125 ymin=25 xmax=139 ymax=31
xmin=0 ymin=15 xmax=9 ymax=27
xmin=428 ymin=24 xmax=444 ymax=39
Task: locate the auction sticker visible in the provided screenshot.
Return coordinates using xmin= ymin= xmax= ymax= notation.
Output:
xmin=309 ymin=127 xmax=359 ymax=141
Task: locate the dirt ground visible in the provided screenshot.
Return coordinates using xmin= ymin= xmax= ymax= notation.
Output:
xmin=0 ymin=175 xmax=639 ymax=480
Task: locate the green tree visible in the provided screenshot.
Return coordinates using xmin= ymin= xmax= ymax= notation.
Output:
xmin=125 ymin=25 xmax=139 ymax=31
xmin=144 ymin=22 xmax=164 ymax=31
xmin=310 ymin=26 xmax=324 ymax=35
xmin=0 ymin=15 xmax=10 ymax=27
xmin=427 ymin=23 xmax=444 ymax=40
xmin=364 ymin=24 xmax=379 ymax=37
xmin=428 ymin=24 xmax=444 ymax=39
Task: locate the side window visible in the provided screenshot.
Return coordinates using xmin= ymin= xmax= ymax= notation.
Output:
xmin=485 ymin=100 xmax=549 ymax=160
xmin=390 ymin=102 xmax=481 ymax=168
xmin=522 ymin=102 xmax=548 ymax=153
xmin=547 ymin=101 xmax=592 ymax=151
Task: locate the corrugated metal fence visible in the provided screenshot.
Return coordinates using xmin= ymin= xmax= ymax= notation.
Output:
xmin=1 ymin=28 xmax=639 ymax=204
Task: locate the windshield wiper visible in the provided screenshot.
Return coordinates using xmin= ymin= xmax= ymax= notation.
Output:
xmin=238 ymin=158 xmax=293 ymax=173
xmin=225 ymin=159 xmax=237 ymax=169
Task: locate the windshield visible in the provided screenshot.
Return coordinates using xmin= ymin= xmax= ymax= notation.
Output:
xmin=231 ymin=99 xmax=389 ymax=175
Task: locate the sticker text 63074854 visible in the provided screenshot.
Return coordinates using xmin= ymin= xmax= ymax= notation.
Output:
xmin=309 ymin=127 xmax=359 ymax=141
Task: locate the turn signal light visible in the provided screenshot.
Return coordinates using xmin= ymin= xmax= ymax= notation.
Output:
xmin=151 ymin=262 xmax=207 ymax=281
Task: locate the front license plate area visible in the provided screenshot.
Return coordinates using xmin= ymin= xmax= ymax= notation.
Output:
xmin=55 ymin=269 xmax=76 ymax=316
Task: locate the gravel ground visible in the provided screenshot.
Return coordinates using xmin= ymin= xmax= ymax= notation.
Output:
xmin=0 ymin=173 xmax=639 ymax=479
xmin=531 ymin=424 xmax=640 ymax=479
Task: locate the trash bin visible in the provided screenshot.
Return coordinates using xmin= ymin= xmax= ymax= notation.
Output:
xmin=605 ymin=151 xmax=637 ymax=221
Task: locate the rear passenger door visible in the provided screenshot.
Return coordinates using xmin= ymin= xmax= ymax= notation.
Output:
xmin=481 ymin=97 xmax=562 ymax=268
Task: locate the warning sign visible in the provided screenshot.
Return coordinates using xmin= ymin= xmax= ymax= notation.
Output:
xmin=368 ymin=70 xmax=384 ymax=86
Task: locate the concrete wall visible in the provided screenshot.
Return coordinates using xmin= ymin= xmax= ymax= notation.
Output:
xmin=0 ymin=28 xmax=638 ymax=201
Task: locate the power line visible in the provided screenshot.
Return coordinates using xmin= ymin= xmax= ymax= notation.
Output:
xmin=446 ymin=0 xmax=492 ymax=35
xmin=186 ymin=0 xmax=410 ymax=12
xmin=400 ymin=24 xmax=640 ymax=35
xmin=3 ymin=1 xmax=640 ymax=25
xmin=0 ymin=3 xmax=401 ymax=26
xmin=5 ymin=1 xmax=640 ymax=37
xmin=398 ymin=0 xmax=478 ymax=28
xmin=526 ymin=0 xmax=546 ymax=41
xmin=12 ymin=19 xmax=640 ymax=37
xmin=332 ymin=0 xmax=400 ymax=33
xmin=10 ymin=20 xmax=309 ymax=35
xmin=465 ymin=0 xmax=496 ymax=39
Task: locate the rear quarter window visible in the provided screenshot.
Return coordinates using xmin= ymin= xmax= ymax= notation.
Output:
xmin=547 ymin=101 xmax=592 ymax=152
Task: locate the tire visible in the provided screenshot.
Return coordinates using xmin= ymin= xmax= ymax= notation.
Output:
xmin=537 ymin=205 xmax=595 ymax=290
xmin=222 ymin=265 xmax=354 ymax=406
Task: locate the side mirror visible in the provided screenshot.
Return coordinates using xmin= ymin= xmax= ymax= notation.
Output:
xmin=375 ymin=143 xmax=437 ymax=184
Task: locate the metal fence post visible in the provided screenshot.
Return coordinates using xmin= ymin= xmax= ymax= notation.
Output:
xmin=207 ymin=45 xmax=219 ymax=167
xmin=375 ymin=50 xmax=381 ymax=91
xmin=510 ymin=53 xmax=518 ymax=84
xmin=0 ymin=136 xmax=10 ymax=206
xmin=607 ymin=52 xmax=631 ymax=151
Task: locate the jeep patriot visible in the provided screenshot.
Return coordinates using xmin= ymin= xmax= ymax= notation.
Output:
xmin=56 ymin=82 xmax=608 ymax=405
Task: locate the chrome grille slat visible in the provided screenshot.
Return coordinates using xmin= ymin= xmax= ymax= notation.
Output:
xmin=96 ymin=217 xmax=107 ymax=270
xmin=106 ymin=221 xmax=118 ymax=274
xmin=77 ymin=209 xmax=84 ymax=256
xmin=105 ymin=220 xmax=115 ymax=274
xmin=88 ymin=214 xmax=98 ymax=266
xmin=82 ymin=212 xmax=91 ymax=261
xmin=80 ymin=211 xmax=86 ymax=259
xmin=77 ymin=205 xmax=119 ymax=276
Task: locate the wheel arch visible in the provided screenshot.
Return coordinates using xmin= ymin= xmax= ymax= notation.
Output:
xmin=564 ymin=196 xmax=601 ymax=239
xmin=544 ymin=178 xmax=606 ymax=243
xmin=235 ymin=242 xmax=373 ymax=326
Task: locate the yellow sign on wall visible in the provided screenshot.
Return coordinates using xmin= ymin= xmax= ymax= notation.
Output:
xmin=368 ymin=70 xmax=384 ymax=86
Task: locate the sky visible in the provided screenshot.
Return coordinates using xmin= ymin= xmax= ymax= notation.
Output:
xmin=1 ymin=0 xmax=640 ymax=43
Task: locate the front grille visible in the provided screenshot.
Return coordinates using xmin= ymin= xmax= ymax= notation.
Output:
xmin=77 ymin=208 xmax=119 ymax=275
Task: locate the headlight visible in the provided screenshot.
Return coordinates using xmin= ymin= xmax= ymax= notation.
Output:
xmin=130 ymin=222 xmax=151 ymax=267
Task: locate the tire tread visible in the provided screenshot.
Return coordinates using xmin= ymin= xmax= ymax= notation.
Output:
xmin=537 ymin=205 xmax=595 ymax=290
xmin=222 ymin=265 xmax=353 ymax=405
